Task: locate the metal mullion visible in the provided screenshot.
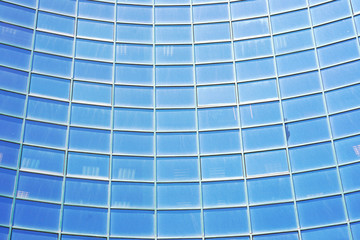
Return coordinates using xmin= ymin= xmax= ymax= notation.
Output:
xmin=227 ymin=1 xmax=253 ymax=239
xmin=153 ymin=1 xmax=158 ymax=239
xmin=348 ymin=0 xmax=360 ymax=54
xmin=265 ymin=0 xmax=303 ymax=239
xmin=306 ymin=0 xmax=354 ymax=238
xmin=7 ymin=0 xmax=39 ymax=239
xmin=58 ymin=0 xmax=79 ymax=239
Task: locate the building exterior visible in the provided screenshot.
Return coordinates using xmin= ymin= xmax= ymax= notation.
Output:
xmin=1 ymin=0 xmax=360 ymax=239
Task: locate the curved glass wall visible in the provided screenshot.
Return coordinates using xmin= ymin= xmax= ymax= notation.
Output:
xmin=1 ymin=0 xmax=360 ymax=239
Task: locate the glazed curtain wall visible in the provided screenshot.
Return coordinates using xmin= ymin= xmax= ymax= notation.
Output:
xmin=1 ymin=0 xmax=360 ymax=239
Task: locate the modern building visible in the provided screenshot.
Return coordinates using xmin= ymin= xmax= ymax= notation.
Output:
xmin=1 ymin=0 xmax=360 ymax=239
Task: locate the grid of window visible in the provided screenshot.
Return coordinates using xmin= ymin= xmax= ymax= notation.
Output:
xmin=1 ymin=0 xmax=360 ymax=239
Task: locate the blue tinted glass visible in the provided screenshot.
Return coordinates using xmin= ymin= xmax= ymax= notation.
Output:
xmin=112 ymin=156 xmax=153 ymax=181
xmin=236 ymin=58 xmax=275 ymax=80
xmin=302 ymin=224 xmax=349 ymax=240
xmin=0 ymin=197 xmax=13 ymax=225
xmin=334 ymin=135 xmax=360 ymax=164
xmin=194 ymin=22 xmax=230 ymax=42
xmin=156 ymin=109 xmax=195 ymax=131
xmin=201 ymin=154 xmax=243 ymax=180
xmin=0 ymin=90 xmax=25 ymax=117
xmin=157 ymin=183 xmax=199 ymax=208
xmin=246 ymin=150 xmax=288 ymax=176
xmin=24 ymin=121 xmax=67 ymax=148
xmin=156 ymin=87 xmax=194 ymax=108
xmin=240 ymin=101 xmax=282 ymax=127
xmin=0 ymin=44 xmax=30 ymax=70
xmin=231 ymin=0 xmax=268 ymax=19
xmin=27 ymin=97 xmax=69 ymax=123
xmin=243 ymin=125 xmax=285 ymax=151
xmin=0 ymin=141 xmax=19 ymax=168
xmin=199 ymin=130 xmax=241 ymax=155
xmin=202 ymin=180 xmax=245 ymax=207
xmin=195 ymin=42 xmax=232 ymax=63
xmin=326 ymin=84 xmax=360 ymax=114
xmin=113 ymin=132 xmax=153 ymax=155
xmin=73 ymin=81 xmax=111 ymax=105
xmin=30 ymin=74 xmax=70 ymax=100
xmin=0 ymin=168 xmax=15 ymax=196
xmin=197 ymin=84 xmax=236 ymax=106
xmin=279 ymin=71 xmax=321 ymax=98
xmin=330 ymin=109 xmax=360 ymax=138
xmin=35 ymin=31 xmax=73 ymax=56
xmin=114 ymin=108 xmax=153 ymax=131
xmin=155 ymin=6 xmax=190 ymax=24
xmin=33 ymin=53 xmax=72 ymax=78
xmin=235 ymin=37 xmax=272 ymax=59
xmin=233 ymin=17 xmax=269 ymax=39
xmin=157 ymin=132 xmax=197 ymax=156
xmin=345 ymin=191 xmax=360 ymax=220
xmin=116 ymin=64 xmax=153 ymax=85
xmin=156 ymin=25 xmax=192 ymax=44
xmin=282 ymin=94 xmax=326 ymax=121
xmin=198 ymin=106 xmax=238 ymax=130
xmin=117 ymin=5 xmax=153 ymax=24
xmin=69 ymin=127 xmax=110 ymax=153
xmin=74 ymin=59 xmax=113 ymax=83
xmin=157 ymin=157 xmax=198 ymax=181
xmin=340 ymin=162 xmax=360 ymax=192
xmin=196 ymin=63 xmax=234 ymax=85
xmin=158 ymin=210 xmax=201 ymax=237
xmin=110 ymin=210 xmax=154 ymax=237
xmin=71 ymin=104 xmax=111 ymax=128
xmin=0 ymin=115 xmax=22 ymax=142
xmin=12 ymin=229 xmax=57 ymax=240
xmin=156 ymin=45 xmax=192 ymax=64
xmin=79 ymin=0 xmax=114 ymax=21
xmin=115 ymin=86 xmax=153 ymax=107
xmin=112 ymin=182 xmax=154 ymax=208
xmin=0 ymin=2 xmax=35 ymax=28
xmin=0 ymin=22 xmax=33 ymax=48
xmin=39 ymin=0 xmax=76 ymax=15
xmin=118 ymin=24 xmax=153 ymax=43
xmin=193 ymin=3 xmax=229 ymax=23
xmin=37 ymin=11 xmax=74 ymax=35
xmin=77 ymin=19 xmax=113 ymax=40
xmin=67 ymin=152 xmax=109 ymax=178
xmin=0 ymin=66 xmax=28 ymax=93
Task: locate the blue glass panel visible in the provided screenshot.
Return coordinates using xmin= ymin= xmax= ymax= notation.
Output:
xmin=352 ymin=222 xmax=360 ymax=240
xmin=113 ymin=132 xmax=153 ymax=155
xmin=116 ymin=64 xmax=153 ymax=85
xmin=156 ymin=87 xmax=194 ymax=107
xmin=112 ymin=156 xmax=153 ymax=181
xmin=0 ymin=66 xmax=28 ymax=93
xmin=114 ymin=108 xmax=153 ymax=131
xmin=231 ymin=0 xmax=268 ymax=19
xmin=330 ymin=109 xmax=360 ymax=138
xmin=269 ymin=0 xmax=306 ymax=13
xmin=314 ymin=18 xmax=355 ymax=46
xmin=271 ymin=9 xmax=310 ymax=34
xmin=157 ymin=132 xmax=197 ymax=156
xmin=155 ymin=6 xmax=190 ymax=24
xmin=27 ymin=97 xmax=69 ymax=123
xmin=21 ymin=145 xmax=64 ymax=173
xmin=334 ymin=135 xmax=360 ymax=164
xmin=112 ymin=182 xmax=154 ymax=208
xmin=118 ymin=24 xmax=153 ymax=43
xmin=35 ymin=31 xmax=73 ymax=56
xmin=6 ymin=0 xmax=36 ymax=8
xmin=276 ymin=50 xmax=317 ymax=76
xmin=62 ymin=235 xmax=106 ymax=240
xmin=196 ymin=63 xmax=234 ymax=85
xmin=156 ymin=65 xmax=193 ymax=86
xmin=0 ymin=90 xmax=25 ymax=117
xmin=157 ymin=157 xmax=198 ymax=181
xmin=254 ymin=232 xmax=298 ymax=240
xmin=326 ymin=84 xmax=360 ymax=113
xmin=0 ymin=2 xmax=35 ymax=28
xmin=77 ymin=19 xmax=113 ymax=40
xmin=65 ymin=178 xmax=108 ymax=206
xmin=115 ymin=86 xmax=153 ymax=107
xmin=37 ymin=12 xmax=74 ymax=35
xmin=201 ymin=154 xmax=243 ymax=180
xmin=39 ymin=0 xmax=76 ymax=15
xmin=32 ymin=53 xmax=72 ymax=78
xmin=0 ymin=115 xmax=22 ymax=142
xmin=340 ymin=162 xmax=360 ymax=192
xmin=11 ymin=229 xmax=57 ymax=240
xmin=79 ymin=0 xmax=114 ymax=21
xmin=232 ymin=17 xmax=269 ymax=39
xmin=0 ymin=141 xmax=19 ymax=168
xmin=203 ymin=180 xmax=245 ymax=207
xmin=117 ymin=4 xmax=153 ymax=24
xmin=62 ymin=206 xmax=107 ymax=235
xmin=197 ymin=84 xmax=236 ymax=106
xmin=321 ymin=60 xmax=360 ymax=90
xmin=279 ymin=71 xmax=321 ymax=98
xmin=240 ymin=101 xmax=282 ymax=127
xmin=17 ymin=172 xmax=62 ymax=202
xmin=0 ymin=22 xmax=32 ymax=48
xmin=74 ymin=59 xmax=113 ymax=83
xmin=67 ymin=152 xmax=109 ymax=178
xmin=193 ymin=3 xmax=229 ymax=23
xmin=198 ymin=106 xmax=238 ymax=130
xmin=250 ymin=203 xmax=297 ymax=233
xmin=195 ymin=42 xmax=232 ymax=63
xmin=310 ymin=0 xmax=351 ymax=25
xmin=245 ymin=150 xmax=288 ymax=176
xmin=156 ymin=109 xmax=195 ymax=131
xmin=302 ymin=224 xmax=349 ymax=240
xmin=30 ymin=74 xmax=70 ymax=100
xmin=274 ymin=29 xmax=313 ymax=54
xmin=0 ymin=168 xmax=15 ymax=196
xmin=69 ymin=127 xmax=110 ymax=153
xmin=158 ymin=183 xmax=199 ymax=208
xmin=158 ymin=210 xmax=201 ymax=237
xmin=282 ymin=94 xmax=326 ymax=121
xmin=194 ymin=22 xmax=230 ymax=42
xmin=71 ymin=104 xmax=111 ymax=128
xmin=0 ymin=44 xmax=30 ymax=70
xmin=13 ymin=200 xmax=60 ymax=231
xmin=234 ymin=37 xmax=272 ymax=60
xmin=345 ymin=191 xmax=360 ymax=220
xmin=76 ymin=39 xmax=113 ymax=61
xmin=199 ymin=130 xmax=241 ymax=155
xmin=156 ymin=45 xmax=192 ymax=64
xmin=73 ymin=81 xmax=111 ymax=104
xmin=243 ymin=125 xmax=285 ymax=151
xmin=155 ymin=25 xmax=192 ymax=44
xmin=110 ymin=210 xmax=154 ymax=236
xmin=0 ymin=197 xmax=12 ymax=225
xmin=236 ymin=58 xmax=275 ymax=81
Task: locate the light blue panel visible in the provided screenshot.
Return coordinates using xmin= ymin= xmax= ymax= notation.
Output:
xmin=35 ymin=31 xmax=73 ymax=56
xmin=0 ymin=141 xmax=19 ymax=168
xmin=27 ymin=97 xmax=69 ymax=123
xmin=0 ymin=90 xmax=25 ymax=117
xmin=157 ymin=132 xmax=197 ymax=156
xmin=76 ymin=39 xmax=113 ymax=61
xmin=156 ymin=0 xmax=189 ymax=3
xmin=236 ymin=58 xmax=275 ymax=81
xmin=77 ymin=19 xmax=113 ymax=40
xmin=274 ymin=29 xmax=313 ymax=54
xmin=194 ymin=22 xmax=230 ymax=42
xmin=289 ymin=142 xmax=335 ymax=172
xmin=110 ymin=210 xmax=154 ymax=236
xmin=39 ymin=0 xmax=76 ymax=15
xmin=198 ymin=106 xmax=238 ymax=130
xmin=156 ymin=65 xmax=193 ymax=86
xmin=30 ymin=74 xmax=70 ymax=100
xmin=0 ymin=197 xmax=13 ymax=225
xmin=0 ymin=66 xmax=28 ymax=93
xmin=156 ymin=87 xmax=194 ymax=107
xmin=5 ymin=0 xmax=36 ymax=7
xmin=114 ymin=108 xmax=153 ymax=131
xmin=202 ymin=180 xmax=245 ymax=207
xmin=11 ymin=229 xmax=57 ymax=240
xmin=201 ymin=154 xmax=243 ymax=180
xmin=269 ymin=0 xmax=306 ymax=13
xmin=200 ymin=130 xmax=241 ymax=155
xmin=245 ymin=150 xmax=288 ymax=176
xmin=233 ymin=17 xmax=269 ymax=39
xmin=0 ymin=44 xmax=30 ymax=70
xmin=117 ymin=4 xmax=153 ymax=24
xmin=74 ymin=59 xmax=113 ymax=83
xmin=156 ymin=109 xmax=195 ymax=131
xmin=112 ymin=156 xmax=153 ymax=181
xmin=254 ymin=232 xmax=298 ymax=240
xmin=243 ymin=125 xmax=285 ymax=151
xmin=157 ymin=157 xmax=198 ymax=181
xmin=234 ymin=37 xmax=272 ymax=60
xmin=78 ymin=0 xmax=114 ymax=21
xmin=112 ymin=182 xmax=154 ymax=208
xmin=297 ymin=196 xmax=346 ymax=228
xmin=334 ymin=135 xmax=360 ymax=164
xmin=330 ymin=109 xmax=360 ymax=138
xmin=196 ymin=63 xmax=234 ymax=85
xmin=314 ymin=18 xmax=355 ymax=46
xmin=276 ymin=50 xmax=317 ymax=76
xmin=321 ymin=60 xmax=360 ymax=90
xmin=71 ymin=104 xmax=111 ymax=128
xmin=118 ymin=24 xmax=153 ymax=43
xmin=21 ymin=145 xmax=64 ymax=174
xmin=197 ymin=84 xmax=236 ymax=106
xmin=231 ymin=0 xmax=268 ymax=19
xmin=155 ymin=25 xmax=192 ymax=44
xmin=317 ymin=39 xmax=359 ymax=68
xmin=0 ymin=22 xmax=33 ymax=48
xmin=326 ymin=84 xmax=360 ymax=114
xmin=340 ymin=162 xmax=360 ymax=192
xmin=302 ymin=224 xmax=349 ymax=240
xmin=193 ymin=3 xmax=229 ymax=22
xmin=240 ymin=101 xmax=282 ymax=127
xmin=115 ymin=85 xmax=153 ymax=107
xmin=279 ymin=71 xmax=321 ymax=98
xmin=37 ymin=11 xmax=74 ymax=35
xmin=17 ymin=172 xmax=62 ymax=202
xmin=62 ymin=235 xmax=106 ymax=240
xmin=156 ymin=45 xmax=192 ymax=64
xmin=286 ymin=118 xmax=330 ymax=146
xmin=113 ymin=132 xmax=153 ymax=155
xmin=0 ymin=1 xmax=35 ymax=28
xmin=158 ymin=210 xmax=201 ymax=237
xmin=69 ymin=127 xmax=110 ymax=153
xmin=62 ymin=206 xmax=107 ymax=235
xmin=155 ymin=6 xmax=190 ymax=23
xmin=195 ymin=42 xmax=232 ymax=63
xmin=13 ymin=200 xmax=60 ymax=231
xmin=116 ymin=64 xmax=153 ymax=85
xmin=293 ymin=168 xmax=341 ymax=199
xmin=345 ymin=191 xmax=360 ymax=220
xmin=310 ymin=0 xmax=350 ymax=25
xmin=204 ymin=208 xmax=248 ymax=236
xmin=271 ymin=9 xmax=310 ymax=34
xmin=0 ymin=115 xmax=22 ymax=142
xmin=248 ymin=175 xmax=292 ymax=204
xmin=116 ymin=43 xmax=153 ymax=63
xmin=67 ymin=152 xmax=109 ymax=178
xmin=33 ymin=52 xmax=72 ymax=78
xmin=250 ymin=203 xmax=297 ymax=233
xmin=282 ymin=94 xmax=325 ymax=121
xmin=73 ymin=81 xmax=111 ymax=104
xmin=352 ymin=222 xmax=360 ymax=240
xmin=65 ymin=178 xmax=108 ymax=206
xmin=157 ymin=183 xmax=199 ymax=208
xmin=0 ymin=168 xmax=15 ymax=196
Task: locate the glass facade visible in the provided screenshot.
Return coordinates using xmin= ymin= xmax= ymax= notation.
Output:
xmin=1 ymin=0 xmax=360 ymax=239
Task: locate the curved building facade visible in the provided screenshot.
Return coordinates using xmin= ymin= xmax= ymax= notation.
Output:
xmin=1 ymin=0 xmax=360 ymax=239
